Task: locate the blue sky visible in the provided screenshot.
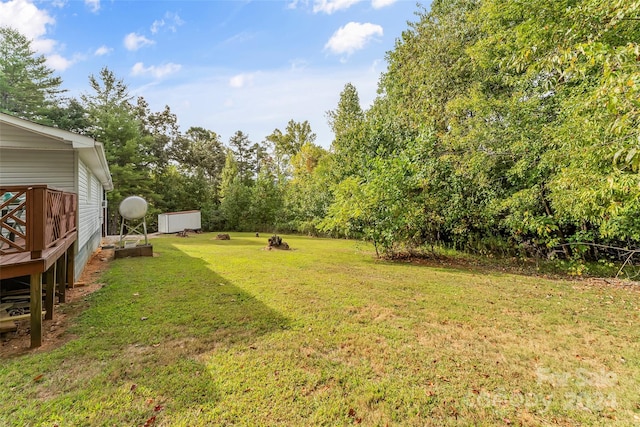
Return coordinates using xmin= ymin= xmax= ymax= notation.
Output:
xmin=0 ymin=0 xmax=428 ymax=147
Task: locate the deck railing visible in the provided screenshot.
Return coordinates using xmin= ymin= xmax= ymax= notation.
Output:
xmin=0 ymin=185 xmax=77 ymax=259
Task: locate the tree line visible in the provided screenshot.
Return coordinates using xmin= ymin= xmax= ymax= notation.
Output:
xmin=321 ymin=0 xmax=640 ymax=262
xmin=0 ymin=26 xmax=326 ymax=236
xmin=2 ymin=0 xmax=639 ymax=263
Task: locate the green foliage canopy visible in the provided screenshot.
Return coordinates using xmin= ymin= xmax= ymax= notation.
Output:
xmin=0 ymin=26 xmax=64 ymax=123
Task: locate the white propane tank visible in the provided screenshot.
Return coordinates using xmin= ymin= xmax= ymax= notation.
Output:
xmin=119 ymin=196 xmax=148 ymax=220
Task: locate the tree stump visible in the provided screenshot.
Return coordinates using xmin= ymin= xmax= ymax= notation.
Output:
xmin=267 ymin=234 xmax=289 ymax=250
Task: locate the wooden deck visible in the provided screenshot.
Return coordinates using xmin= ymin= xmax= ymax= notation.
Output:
xmin=1 ymin=185 xmax=77 ymax=347
xmin=0 ymin=232 xmax=75 ymax=279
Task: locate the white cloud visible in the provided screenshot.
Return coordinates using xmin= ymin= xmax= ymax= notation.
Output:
xmin=166 ymin=12 xmax=184 ymax=32
xmin=371 ymin=0 xmax=397 ymax=8
xmin=0 ymin=0 xmax=55 ymax=52
xmin=150 ymin=19 xmax=164 ymax=35
xmin=229 ymin=73 xmax=256 ymax=89
xmin=94 ymin=45 xmax=112 ymax=56
xmin=31 ymin=37 xmax=57 ymax=55
xmin=289 ymin=58 xmax=309 ymax=71
xmin=0 ymin=0 xmax=79 ymax=70
xmin=150 ymin=12 xmax=184 ymax=34
xmin=123 ymin=32 xmax=155 ymax=51
xmin=313 ymin=0 xmax=361 ymax=14
xmin=286 ymin=0 xmax=303 ymax=10
xmin=222 ymin=31 xmax=254 ymax=46
xmin=85 ymin=0 xmax=100 ymax=13
xmin=45 ymin=53 xmax=73 ymax=71
xmin=131 ymin=62 xmax=182 ymax=79
xmin=324 ymin=22 xmax=383 ymax=56
xmin=134 ymin=64 xmax=382 ymax=147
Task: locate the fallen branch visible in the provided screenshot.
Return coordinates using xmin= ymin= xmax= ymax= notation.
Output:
xmin=555 ymin=242 xmax=640 ymax=278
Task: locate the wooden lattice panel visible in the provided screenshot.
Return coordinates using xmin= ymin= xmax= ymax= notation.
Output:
xmin=0 ymin=190 xmax=28 ymax=255
xmin=46 ymin=190 xmax=63 ymax=247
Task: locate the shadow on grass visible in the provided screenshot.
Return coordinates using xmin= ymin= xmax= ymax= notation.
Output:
xmin=84 ymin=240 xmax=290 ymax=348
xmin=364 ymin=252 xmax=530 ymax=279
xmin=198 ymin=234 xmax=266 ymax=247
xmin=3 ymin=241 xmax=292 ymax=425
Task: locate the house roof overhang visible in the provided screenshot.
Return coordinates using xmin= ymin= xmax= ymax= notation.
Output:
xmin=0 ymin=112 xmax=113 ymax=190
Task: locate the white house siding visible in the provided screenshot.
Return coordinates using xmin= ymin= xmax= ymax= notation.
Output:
xmin=75 ymin=160 xmax=104 ymax=280
xmin=0 ymin=149 xmax=74 ymax=191
xmin=1 ymin=113 xmax=113 ymax=285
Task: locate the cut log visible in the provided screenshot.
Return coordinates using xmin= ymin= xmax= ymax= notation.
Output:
xmin=0 ymin=311 xmax=46 ymax=324
xmin=2 ymin=295 xmax=30 ymax=301
xmin=0 ymin=324 xmax=17 ymax=334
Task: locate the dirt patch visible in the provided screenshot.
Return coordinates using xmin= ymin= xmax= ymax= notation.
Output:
xmin=0 ymin=246 xmax=113 ymax=358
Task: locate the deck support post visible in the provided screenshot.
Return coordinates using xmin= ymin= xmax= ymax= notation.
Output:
xmin=44 ymin=263 xmax=56 ymax=321
xmin=57 ymin=252 xmax=67 ymax=303
xmin=66 ymin=243 xmax=75 ymax=287
xmin=30 ymin=272 xmax=43 ymax=348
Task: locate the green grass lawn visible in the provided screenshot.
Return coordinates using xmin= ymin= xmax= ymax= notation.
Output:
xmin=1 ymin=233 xmax=639 ymax=426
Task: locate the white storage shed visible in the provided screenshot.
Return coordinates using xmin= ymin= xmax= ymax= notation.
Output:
xmin=158 ymin=210 xmax=202 ymax=233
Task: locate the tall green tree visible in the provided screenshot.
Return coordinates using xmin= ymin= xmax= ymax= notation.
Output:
xmin=249 ymin=167 xmax=282 ymax=232
xmin=219 ymin=176 xmax=251 ymax=231
xmin=46 ymin=97 xmax=90 ymax=134
xmin=544 ymin=0 xmax=640 ymax=242
xmin=358 ymin=0 xmax=640 ymax=257
xmin=162 ymin=126 xmax=226 ymax=230
xmin=81 ymin=67 xmax=156 ymax=233
xmin=249 ymin=142 xmax=270 ymax=178
xmin=219 ymin=150 xmax=239 ymax=199
xmin=326 ymin=83 xmax=365 ymax=179
xmin=265 ymin=119 xmax=317 ymax=178
xmin=134 ymin=97 xmax=181 ymax=172
xmin=173 ymin=127 xmax=226 ymax=183
xmin=320 ymin=1 xmax=487 ymax=254
xmin=228 ymin=130 xmax=254 ymax=183
xmin=0 ymin=26 xmax=64 ymax=122
xmin=380 ymin=0 xmax=479 ymax=135
xmin=218 ymin=150 xmax=250 ymax=230
xmin=455 ymin=0 xmax=640 ymax=251
xmin=284 ymin=143 xmax=333 ymax=234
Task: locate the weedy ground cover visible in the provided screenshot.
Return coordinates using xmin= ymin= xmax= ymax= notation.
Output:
xmin=1 ymin=233 xmax=638 ymax=426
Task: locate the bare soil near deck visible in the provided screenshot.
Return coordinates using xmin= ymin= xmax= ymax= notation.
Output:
xmin=0 ymin=247 xmax=111 ymax=358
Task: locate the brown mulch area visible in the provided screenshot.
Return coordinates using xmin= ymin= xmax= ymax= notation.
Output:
xmin=0 ymin=246 xmax=113 ymax=358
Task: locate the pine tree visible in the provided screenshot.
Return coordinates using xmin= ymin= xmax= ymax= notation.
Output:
xmin=81 ymin=67 xmax=156 ymax=233
xmin=0 ymin=26 xmax=64 ymax=122
xmin=228 ymin=130 xmax=254 ymax=183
